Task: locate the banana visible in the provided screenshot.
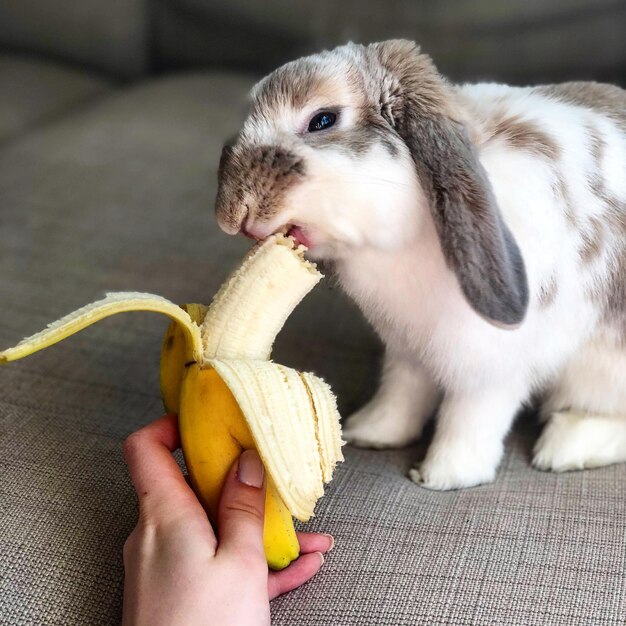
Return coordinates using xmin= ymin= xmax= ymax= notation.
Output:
xmin=0 ymin=234 xmax=344 ymax=569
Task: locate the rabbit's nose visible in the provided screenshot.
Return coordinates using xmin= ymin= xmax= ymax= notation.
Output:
xmin=215 ymin=198 xmax=246 ymax=235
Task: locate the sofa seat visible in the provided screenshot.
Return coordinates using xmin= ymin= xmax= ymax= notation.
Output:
xmin=0 ymin=73 xmax=624 ymax=625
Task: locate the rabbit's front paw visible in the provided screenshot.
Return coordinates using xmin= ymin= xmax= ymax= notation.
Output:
xmin=410 ymin=440 xmax=500 ymax=490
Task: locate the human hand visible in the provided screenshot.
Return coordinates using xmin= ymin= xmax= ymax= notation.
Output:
xmin=122 ymin=414 xmax=333 ymax=626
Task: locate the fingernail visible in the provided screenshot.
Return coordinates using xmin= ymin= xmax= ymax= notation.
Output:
xmin=323 ymin=534 xmax=335 ymax=551
xmin=316 ymin=551 xmax=325 ymax=566
xmin=238 ymin=449 xmax=264 ymax=488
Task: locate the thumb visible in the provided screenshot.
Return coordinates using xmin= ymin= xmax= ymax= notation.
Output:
xmin=216 ymin=449 xmax=267 ymax=563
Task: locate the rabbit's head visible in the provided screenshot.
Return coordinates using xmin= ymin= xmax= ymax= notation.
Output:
xmin=216 ymin=40 xmax=528 ymax=326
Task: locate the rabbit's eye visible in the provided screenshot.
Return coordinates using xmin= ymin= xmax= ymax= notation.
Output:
xmin=308 ymin=111 xmax=336 ymax=132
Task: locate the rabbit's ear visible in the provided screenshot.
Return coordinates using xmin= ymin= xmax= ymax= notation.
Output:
xmin=371 ymin=40 xmax=529 ymax=327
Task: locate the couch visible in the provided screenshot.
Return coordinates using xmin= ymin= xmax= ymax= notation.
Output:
xmin=1 ymin=1 xmax=625 ymax=624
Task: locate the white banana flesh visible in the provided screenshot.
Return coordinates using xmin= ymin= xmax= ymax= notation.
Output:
xmin=201 ymin=236 xmax=321 ymax=361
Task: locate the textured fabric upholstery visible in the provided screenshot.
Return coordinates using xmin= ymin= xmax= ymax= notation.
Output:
xmin=0 ymin=0 xmax=148 ymax=78
xmin=0 ymin=74 xmax=625 ymax=625
xmin=0 ymin=54 xmax=110 ymax=144
xmin=282 ymin=432 xmax=626 ymax=626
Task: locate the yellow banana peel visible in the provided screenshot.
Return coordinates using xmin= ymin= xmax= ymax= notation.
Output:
xmin=0 ymin=234 xmax=344 ymax=569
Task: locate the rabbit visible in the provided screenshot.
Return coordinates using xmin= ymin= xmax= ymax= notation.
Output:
xmin=215 ymin=39 xmax=626 ymax=490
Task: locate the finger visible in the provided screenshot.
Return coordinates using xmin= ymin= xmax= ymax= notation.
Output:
xmin=296 ymin=532 xmax=334 ymax=554
xmin=123 ymin=414 xmax=207 ymax=523
xmin=216 ymin=449 xmax=267 ymax=566
xmin=268 ymin=552 xmax=324 ymax=600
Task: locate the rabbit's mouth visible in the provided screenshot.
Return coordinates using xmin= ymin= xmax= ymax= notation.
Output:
xmin=242 ymin=219 xmax=315 ymax=250
xmin=286 ymin=225 xmax=313 ymax=249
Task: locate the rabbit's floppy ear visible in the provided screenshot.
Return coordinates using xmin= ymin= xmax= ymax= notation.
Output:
xmin=371 ymin=40 xmax=528 ymax=327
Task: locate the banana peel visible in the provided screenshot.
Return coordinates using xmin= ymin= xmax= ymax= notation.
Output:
xmin=0 ymin=234 xmax=344 ymax=569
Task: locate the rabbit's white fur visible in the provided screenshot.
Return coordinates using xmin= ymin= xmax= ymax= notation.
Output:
xmin=339 ymin=83 xmax=626 ymax=489
xmin=216 ymin=41 xmax=626 ymax=490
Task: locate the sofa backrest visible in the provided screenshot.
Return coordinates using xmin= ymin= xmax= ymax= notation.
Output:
xmin=0 ymin=0 xmax=148 ymax=79
xmin=153 ymin=0 xmax=626 ymax=85
xmin=0 ymin=0 xmax=624 ymax=85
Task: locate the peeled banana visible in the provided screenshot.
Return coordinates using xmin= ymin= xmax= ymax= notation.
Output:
xmin=0 ymin=234 xmax=344 ymax=569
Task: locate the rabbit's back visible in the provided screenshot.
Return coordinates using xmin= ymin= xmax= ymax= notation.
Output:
xmin=459 ymin=81 xmax=626 ymax=350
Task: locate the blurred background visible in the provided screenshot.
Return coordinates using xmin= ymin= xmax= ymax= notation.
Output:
xmin=1 ymin=0 xmax=625 ymax=90
xmin=1 ymin=0 xmax=625 ymax=153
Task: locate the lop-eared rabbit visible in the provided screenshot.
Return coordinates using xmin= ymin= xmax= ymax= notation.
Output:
xmin=216 ymin=40 xmax=626 ymax=490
